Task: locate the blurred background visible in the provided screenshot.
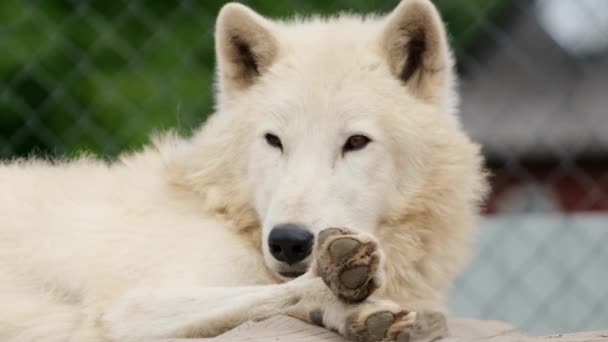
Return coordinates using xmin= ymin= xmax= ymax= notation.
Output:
xmin=1 ymin=0 xmax=606 ymax=334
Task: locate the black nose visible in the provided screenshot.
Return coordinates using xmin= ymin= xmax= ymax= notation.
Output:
xmin=268 ymin=223 xmax=314 ymax=265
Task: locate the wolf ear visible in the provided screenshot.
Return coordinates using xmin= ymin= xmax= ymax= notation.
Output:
xmin=381 ymin=0 xmax=453 ymax=105
xmin=215 ymin=3 xmax=278 ymax=102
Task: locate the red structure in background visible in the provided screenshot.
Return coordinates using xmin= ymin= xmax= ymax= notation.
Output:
xmin=484 ymin=161 xmax=608 ymax=215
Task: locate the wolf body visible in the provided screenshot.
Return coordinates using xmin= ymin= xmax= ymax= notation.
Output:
xmin=0 ymin=1 xmax=486 ymax=341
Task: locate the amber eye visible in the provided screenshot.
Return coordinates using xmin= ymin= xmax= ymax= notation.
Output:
xmin=343 ymin=134 xmax=371 ymax=153
xmin=264 ymin=133 xmax=283 ymax=150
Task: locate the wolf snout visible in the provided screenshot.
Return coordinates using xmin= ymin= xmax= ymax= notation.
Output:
xmin=268 ymin=223 xmax=313 ymax=265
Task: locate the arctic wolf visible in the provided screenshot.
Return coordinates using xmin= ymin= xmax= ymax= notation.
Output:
xmin=0 ymin=1 xmax=486 ymax=341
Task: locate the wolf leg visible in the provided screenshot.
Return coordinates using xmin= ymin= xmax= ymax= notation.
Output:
xmin=103 ymin=227 xmax=446 ymax=341
xmin=296 ymin=298 xmax=447 ymax=342
xmin=311 ymin=228 xmax=449 ymax=341
xmin=283 ymin=276 xmax=448 ymax=342
xmin=101 ymin=281 xmax=318 ymax=340
xmin=102 ymin=275 xmax=446 ymax=342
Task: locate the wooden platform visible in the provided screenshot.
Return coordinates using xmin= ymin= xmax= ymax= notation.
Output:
xmin=162 ymin=315 xmax=608 ymax=341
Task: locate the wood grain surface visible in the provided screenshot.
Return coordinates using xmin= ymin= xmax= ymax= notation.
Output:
xmin=161 ymin=315 xmax=608 ymax=342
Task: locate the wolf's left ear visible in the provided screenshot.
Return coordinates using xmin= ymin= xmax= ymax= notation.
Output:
xmin=381 ymin=0 xmax=453 ymax=105
xmin=215 ymin=3 xmax=278 ymax=104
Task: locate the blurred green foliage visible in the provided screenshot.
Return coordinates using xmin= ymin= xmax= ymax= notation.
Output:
xmin=0 ymin=0 xmax=509 ymax=158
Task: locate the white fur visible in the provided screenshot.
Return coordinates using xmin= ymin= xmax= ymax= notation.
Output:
xmin=0 ymin=1 xmax=487 ymax=341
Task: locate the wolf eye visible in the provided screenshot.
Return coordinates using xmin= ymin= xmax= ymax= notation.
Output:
xmin=264 ymin=133 xmax=283 ymax=150
xmin=343 ymin=134 xmax=371 ymax=153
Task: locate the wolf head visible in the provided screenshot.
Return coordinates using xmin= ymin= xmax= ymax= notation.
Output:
xmin=169 ymin=0 xmax=485 ymax=283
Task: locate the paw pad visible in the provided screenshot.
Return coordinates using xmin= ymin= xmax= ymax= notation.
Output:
xmin=345 ymin=308 xmax=415 ymax=342
xmin=329 ymin=238 xmax=360 ymax=262
xmin=316 ymin=228 xmax=382 ymax=303
xmin=340 ymin=266 xmax=370 ymax=289
xmin=365 ymin=311 xmax=395 ymax=341
xmin=317 ymin=228 xmax=342 ymax=248
xmin=396 ymin=331 xmax=411 ymax=342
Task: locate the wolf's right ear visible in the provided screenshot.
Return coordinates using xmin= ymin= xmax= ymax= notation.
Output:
xmin=215 ymin=3 xmax=278 ymax=103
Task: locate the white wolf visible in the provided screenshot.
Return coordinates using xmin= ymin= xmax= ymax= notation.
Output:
xmin=0 ymin=1 xmax=487 ymax=341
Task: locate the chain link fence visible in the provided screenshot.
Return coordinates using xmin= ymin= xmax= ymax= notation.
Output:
xmin=1 ymin=0 xmax=607 ymax=335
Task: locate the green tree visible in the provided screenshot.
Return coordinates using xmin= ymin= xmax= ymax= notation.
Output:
xmin=0 ymin=0 xmax=509 ymax=158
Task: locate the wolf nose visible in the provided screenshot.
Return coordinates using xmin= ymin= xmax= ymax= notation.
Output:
xmin=268 ymin=224 xmax=314 ymax=265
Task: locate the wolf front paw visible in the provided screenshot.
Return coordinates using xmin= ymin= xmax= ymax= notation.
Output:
xmin=316 ymin=228 xmax=384 ymax=303
xmin=345 ymin=309 xmax=448 ymax=342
